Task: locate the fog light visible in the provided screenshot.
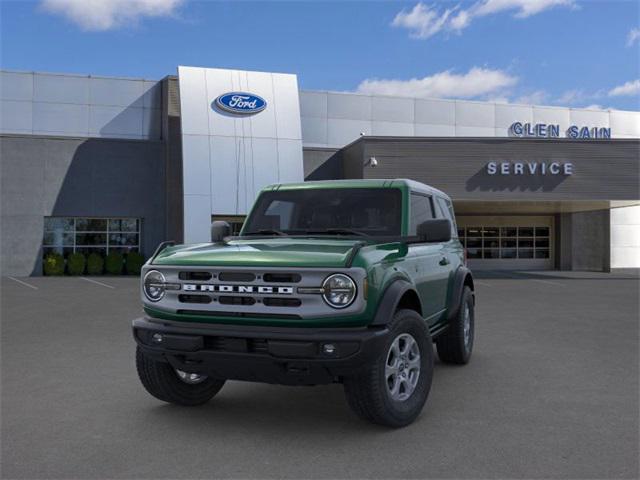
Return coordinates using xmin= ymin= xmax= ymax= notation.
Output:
xmin=323 ymin=343 xmax=336 ymax=355
xmin=152 ymin=333 xmax=163 ymax=344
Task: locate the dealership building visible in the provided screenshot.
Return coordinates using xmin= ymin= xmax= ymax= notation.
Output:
xmin=1 ymin=66 xmax=639 ymax=275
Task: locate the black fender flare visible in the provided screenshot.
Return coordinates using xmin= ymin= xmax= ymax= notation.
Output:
xmin=446 ymin=266 xmax=475 ymax=321
xmin=371 ymin=279 xmax=422 ymax=326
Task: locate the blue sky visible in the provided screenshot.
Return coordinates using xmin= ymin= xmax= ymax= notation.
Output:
xmin=1 ymin=0 xmax=639 ymax=110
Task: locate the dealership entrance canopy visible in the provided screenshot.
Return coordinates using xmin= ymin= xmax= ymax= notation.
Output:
xmin=1 ymin=66 xmax=639 ymax=275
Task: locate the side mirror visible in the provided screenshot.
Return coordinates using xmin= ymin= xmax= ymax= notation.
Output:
xmin=211 ymin=221 xmax=231 ymax=243
xmin=417 ymin=219 xmax=451 ymax=243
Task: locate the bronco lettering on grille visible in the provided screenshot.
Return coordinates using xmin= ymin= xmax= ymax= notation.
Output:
xmin=182 ymin=284 xmax=293 ymax=295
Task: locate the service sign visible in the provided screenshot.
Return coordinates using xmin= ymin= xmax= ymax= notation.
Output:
xmin=214 ymin=92 xmax=267 ymax=115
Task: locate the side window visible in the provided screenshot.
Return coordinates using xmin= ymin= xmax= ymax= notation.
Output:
xmin=435 ymin=197 xmax=458 ymax=237
xmin=409 ymin=193 xmax=434 ymax=235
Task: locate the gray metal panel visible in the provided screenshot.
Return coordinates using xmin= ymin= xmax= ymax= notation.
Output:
xmin=414 ymin=98 xmax=455 ymax=125
xmin=327 ymin=93 xmax=371 ymax=120
xmin=0 ymin=100 xmax=32 ymax=133
xmin=299 ymin=91 xmax=327 ymax=118
xmin=33 ymin=73 xmax=89 ymax=104
xmin=90 ymin=77 xmax=145 ymax=107
xmin=1 ymin=71 xmax=33 ymax=101
xmin=33 ymin=102 xmax=89 ymax=136
xmin=301 ymin=116 xmax=328 ymax=145
xmin=89 ymin=105 xmax=144 ymax=137
xmin=0 ymin=135 xmax=166 ymax=276
xmin=372 ymin=96 xmax=414 ymax=123
xmin=346 ymin=137 xmax=640 ymax=201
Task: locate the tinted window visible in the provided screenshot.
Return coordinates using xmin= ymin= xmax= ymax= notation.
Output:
xmin=243 ymin=188 xmax=402 ymax=236
xmin=436 ymin=197 xmax=458 ymax=237
xmin=409 ymin=193 xmax=434 ymax=235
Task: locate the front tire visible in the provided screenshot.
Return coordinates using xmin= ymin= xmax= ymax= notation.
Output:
xmin=436 ymin=286 xmax=474 ymax=364
xmin=136 ymin=347 xmax=225 ymax=406
xmin=343 ymin=309 xmax=434 ymax=428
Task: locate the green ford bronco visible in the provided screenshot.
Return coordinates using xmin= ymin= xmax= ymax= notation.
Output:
xmin=133 ymin=179 xmax=475 ymax=427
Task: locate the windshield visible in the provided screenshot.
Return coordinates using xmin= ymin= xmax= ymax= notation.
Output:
xmin=242 ymin=188 xmax=402 ymax=237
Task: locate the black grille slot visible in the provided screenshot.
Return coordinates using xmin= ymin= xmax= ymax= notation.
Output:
xmin=263 ymin=297 xmax=302 ymax=307
xmin=249 ymin=339 xmax=269 ymax=353
xmin=176 ymin=310 xmax=301 ymax=319
xmin=219 ymin=272 xmax=256 ymax=282
xmin=263 ymin=273 xmax=301 ymax=283
xmin=219 ymin=296 xmax=256 ymax=306
xmin=178 ymin=294 xmax=212 ymax=304
xmin=179 ymin=271 xmax=212 ymax=281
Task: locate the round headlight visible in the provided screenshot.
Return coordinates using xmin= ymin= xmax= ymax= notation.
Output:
xmin=143 ymin=270 xmax=166 ymax=302
xmin=322 ymin=274 xmax=356 ymax=309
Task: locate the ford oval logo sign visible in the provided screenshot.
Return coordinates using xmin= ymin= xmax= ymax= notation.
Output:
xmin=214 ymin=92 xmax=266 ymax=115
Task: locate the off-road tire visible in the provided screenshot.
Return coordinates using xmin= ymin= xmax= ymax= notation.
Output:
xmin=436 ymin=286 xmax=474 ymax=364
xmin=136 ymin=347 xmax=225 ymax=406
xmin=343 ymin=309 xmax=434 ymax=428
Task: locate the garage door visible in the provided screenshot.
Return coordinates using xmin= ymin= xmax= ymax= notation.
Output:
xmin=456 ymin=216 xmax=554 ymax=270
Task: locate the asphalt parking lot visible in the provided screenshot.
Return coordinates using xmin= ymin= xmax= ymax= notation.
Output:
xmin=1 ymin=271 xmax=639 ymax=479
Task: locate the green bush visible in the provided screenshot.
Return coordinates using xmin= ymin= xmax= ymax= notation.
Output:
xmin=105 ymin=251 xmax=124 ymax=275
xmin=125 ymin=251 xmax=145 ymax=275
xmin=67 ymin=252 xmax=86 ymax=275
xmin=43 ymin=253 xmax=65 ymax=276
xmin=86 ymin=253 xmax=104 ymax=275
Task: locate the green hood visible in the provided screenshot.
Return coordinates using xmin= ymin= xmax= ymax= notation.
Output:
xmin=152 ymin=238 xmax=365 ymax=268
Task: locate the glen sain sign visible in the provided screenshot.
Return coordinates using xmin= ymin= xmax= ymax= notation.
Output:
xmin=510 ymin=122 xmax=611 ymax=139
xmin=214 ymin=92 xmax=267 ymax=115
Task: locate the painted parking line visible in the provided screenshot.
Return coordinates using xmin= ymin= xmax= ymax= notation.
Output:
xmin=80 ymin=277 xmax=115 ymax=289
xmin=7 ymin=276 xmax=38 ymax=290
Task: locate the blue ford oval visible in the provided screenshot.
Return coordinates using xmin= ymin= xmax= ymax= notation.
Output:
xmin=214 ymin=92 xmax=267 ymax=115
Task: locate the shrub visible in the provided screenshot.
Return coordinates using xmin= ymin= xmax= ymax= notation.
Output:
xmin=86 ymin=253 xmax=104 ymax=275
xmin=125 ymin=251 xmax=145 ymax=275
xmin=43 ymin=253 xmax=65 ymax=276
xmin=67 ymin=252 xmax=86 ymax=275
xmin=105 ymin=251 xmax=124 ymax=275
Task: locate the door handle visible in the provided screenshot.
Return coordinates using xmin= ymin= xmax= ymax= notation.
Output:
xmin=439 ymin=257 xmax=450 ymax=266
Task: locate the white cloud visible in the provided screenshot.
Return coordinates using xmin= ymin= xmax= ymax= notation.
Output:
xmin=391 ymin=3 xmax=457 ymax=39
xmin=356 ymin=67 xmax=518 ymax=99
xmin=608 ymin=79 xmax=640 ymax=97
xmin=40 ymin=0 xmax=184 ymax=31
xmin=392 ymin=0 xmax=576 ymax=39
xmin=515 ymin=90 xmax=548 ymax=105
xmin=583 ymin=104 xmax=605 ymax=110
xmin=627 ymin=28 xmax=640 ymax=47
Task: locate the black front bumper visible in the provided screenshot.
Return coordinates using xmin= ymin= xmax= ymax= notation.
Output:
xmin=132 ymin=317 xmax=390 ymax=385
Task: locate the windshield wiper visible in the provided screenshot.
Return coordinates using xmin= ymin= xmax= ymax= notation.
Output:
xmin=244 ymin=229 xmax=288 ymax=236
xmin=304 ymin=228 xmax=369 ymax=237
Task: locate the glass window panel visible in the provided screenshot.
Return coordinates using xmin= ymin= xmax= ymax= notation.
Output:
xmin=501 ymin=239 xmax=517 ymax=248
xmin=535 ymin=249 xmax=550 ymax=259
xmin=483 ymin=249 xmax=499 ymax=259
xmin=467 ymin=227 xmax=482 ymax=237
xmin=535 ymin=238 xmax=549 ymax=248
xmin=76 ymin=218 xmax=107 ymax=231
xmin=518 ymin=249 xmax=534 ymax=258
xmin=501 ymin=227 xmax=517 ymax=237
xmin=43 ymin=246 xmax=65 ymax=256
xmin=518 ymin=239 xmax=534 ymax=248
xmin=535 ymin=227 xmax=549 ymax=237
xmin=76 ymin=233 xmax=107 ymax=245
xmin=109 ymin=233 xmax=139 ymax=246
xmin=483 ymin=227 xmax=499 ymax=237
xmin=466 ymin=248 xmax=481 ymax=259
xmin=484 ymin=238 xmax=499 ymax=249
xmin=501 ymin=248 xmax=517 ymax=258
xmin=43 ymin=231 xmax=74 ymax=246
xmin=44 ymin=217 xmax=74 ymax=231
xmin=518 ymin=227 xmax=534 ymax=237
xmin=457 ymin=228 xmax=465 ymax=238
xmin=409 ymin=194 xmax=434 ymax=235
xmin=108 ymin=218 xmax=139 ymax=232
xmin=466 ymin=238 xmax=482 ymax=248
